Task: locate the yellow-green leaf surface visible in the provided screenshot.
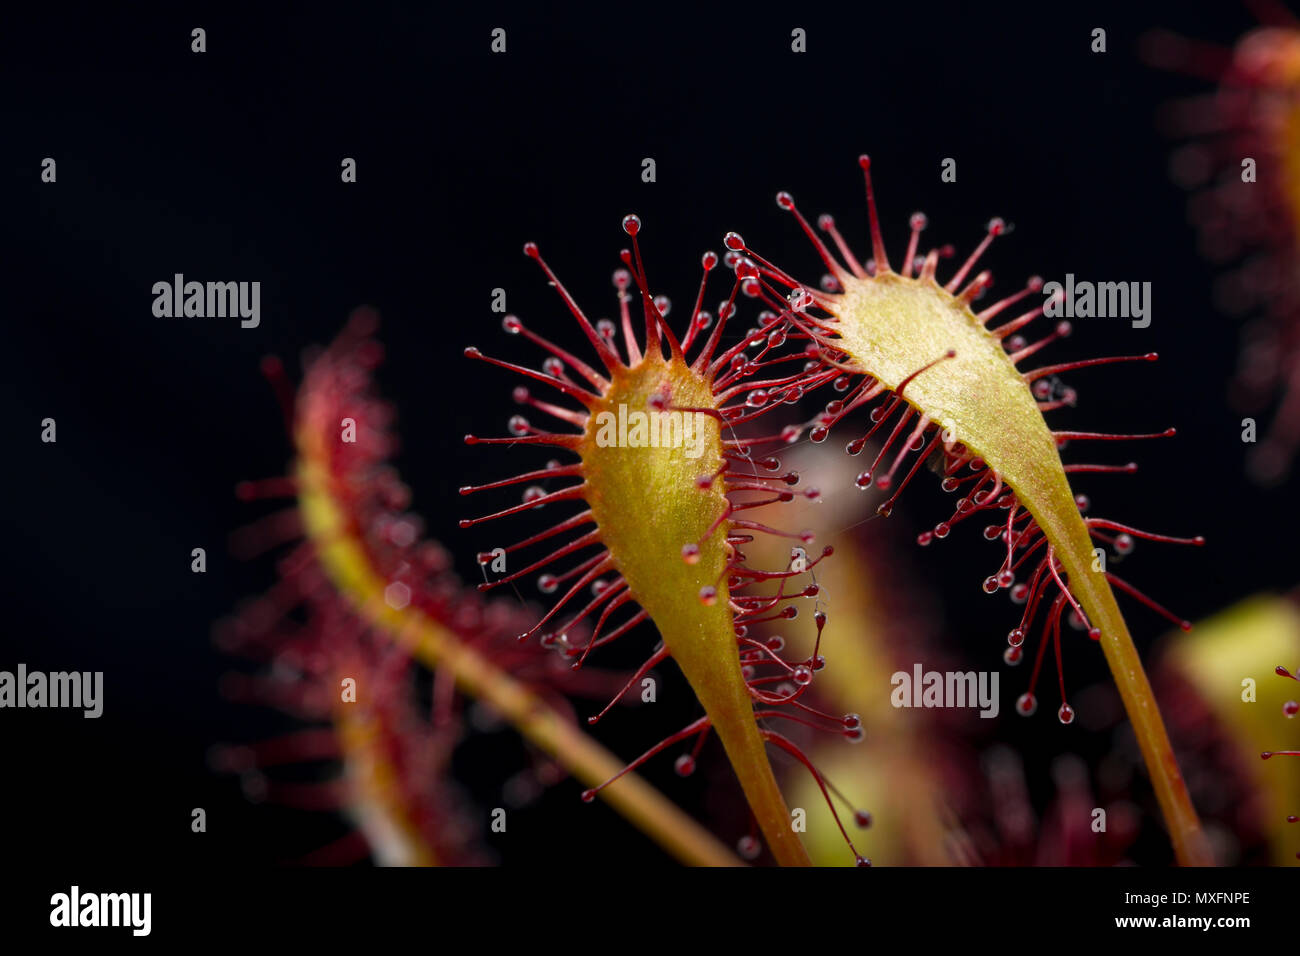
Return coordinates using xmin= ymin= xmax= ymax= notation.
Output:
xmin=1160 ymin=595 xmax=1300 ymax=866
xmin=580 ymin=353 xmax=812 ymax=866
xmin=829 ymin=270 xmax=1211 ymax=865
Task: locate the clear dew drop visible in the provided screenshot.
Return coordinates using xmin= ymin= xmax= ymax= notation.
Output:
xmin=1057 ymin=703 xmax=1076 ymax=725
xmin=1015 ymin=692 xmax=1037 ymax=716
xmin=681 ymin=543 xmax=700 ymax=565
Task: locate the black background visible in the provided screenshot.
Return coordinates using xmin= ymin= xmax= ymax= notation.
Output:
xmin=3 ymin=0 xmax=1296 ymax=873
